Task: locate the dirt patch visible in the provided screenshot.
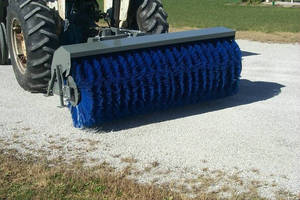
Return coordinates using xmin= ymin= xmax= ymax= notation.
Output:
xmin=236 ymin=31 xmax=300 ymax=43
xmin=170 ymin=27 xmax=300 ymax=43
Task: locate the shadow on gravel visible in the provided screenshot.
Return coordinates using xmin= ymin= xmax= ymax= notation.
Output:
xmin=241 ymin=51 xmax=260 ymax=57
xmin=97 ymin=79 xmax=284 ymax=132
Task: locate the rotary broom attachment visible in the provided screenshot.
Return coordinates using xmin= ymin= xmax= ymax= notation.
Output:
xmin=47 ymin=27 xmax=242 ymax=128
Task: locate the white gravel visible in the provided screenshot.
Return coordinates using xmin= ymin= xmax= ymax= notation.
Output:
xmin=0 ymin=40 xmax=300 ymax=199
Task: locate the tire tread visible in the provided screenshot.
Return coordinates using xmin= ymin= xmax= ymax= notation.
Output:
xmin=137 ymin=0 xmax=169 ymax=34
xmin=7 ymin=0 xmax=59 ymax=92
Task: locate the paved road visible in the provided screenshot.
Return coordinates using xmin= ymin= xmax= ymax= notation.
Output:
xmin=1 ymin=40 xmax=299 ymax=199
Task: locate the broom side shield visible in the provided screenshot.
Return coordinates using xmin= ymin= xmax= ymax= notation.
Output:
xmin=46 ymin=27 xmax=236 ymax=107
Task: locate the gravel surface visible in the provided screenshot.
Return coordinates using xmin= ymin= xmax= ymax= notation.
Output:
xmin=1 ymin=40 xmax=299 ymax=199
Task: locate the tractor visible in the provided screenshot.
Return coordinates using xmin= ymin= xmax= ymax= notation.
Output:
xmin=0 ymin=0 xmax=241 ymax=128
xmin=0 ymin=0 xmax=168 ymax=92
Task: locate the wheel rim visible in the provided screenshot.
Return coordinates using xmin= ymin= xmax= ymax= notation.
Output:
xmin=11 ymin=18 xmax=27 ymax=74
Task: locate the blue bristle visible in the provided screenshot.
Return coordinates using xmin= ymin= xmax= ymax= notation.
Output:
xmin=150 ymin=50 xmax=162 ymax=107
xmin=116 ymin=55 xmax=130 ymax=116
xmin=156 ymin=49 xmax=170 ymax=106
xmin=164 ymin=48 xmax=176 ymax=105
xmin=193 ymin=44 xmax=207 ymax=93
xmin=92 ymin=59 xmax=104 ymax=123
xmin=71 ymin=61 xmax=96 ymax=128
xmin=142 ymin=51 xmax=155 ymax=105
xmin=187 ymin=45 xmax=199 ymax=102
xmin=126 ymin=53 xmax=139 ymax=114
xmin=70 ymin=38 xmax=242 ymax=128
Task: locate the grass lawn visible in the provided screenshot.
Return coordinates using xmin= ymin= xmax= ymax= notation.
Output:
xmin=97 ymin=0 xmax=300 ymax=33
xmin=97 ymin=0 xmax=300 ymax=41
xmin=164 ymin=0 xmax=300 ymax=33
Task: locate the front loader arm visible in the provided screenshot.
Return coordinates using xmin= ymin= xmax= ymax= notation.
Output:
xmin=104 ymin=0 xmax=131 ymax=27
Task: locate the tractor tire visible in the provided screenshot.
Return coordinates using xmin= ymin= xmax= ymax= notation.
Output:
xmin=128 ymin=0 xmax=169 ymax=34
xmin=0 ymin=22 xmax=9 ymax=65
xmin=6 ymin=0 xmax=59 ymax=93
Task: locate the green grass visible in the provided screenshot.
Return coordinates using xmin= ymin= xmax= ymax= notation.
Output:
xmin=96 ymin=0 xmax=300 ymax=32
xmin=164 ymin=0 xmax=300 ymax=32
